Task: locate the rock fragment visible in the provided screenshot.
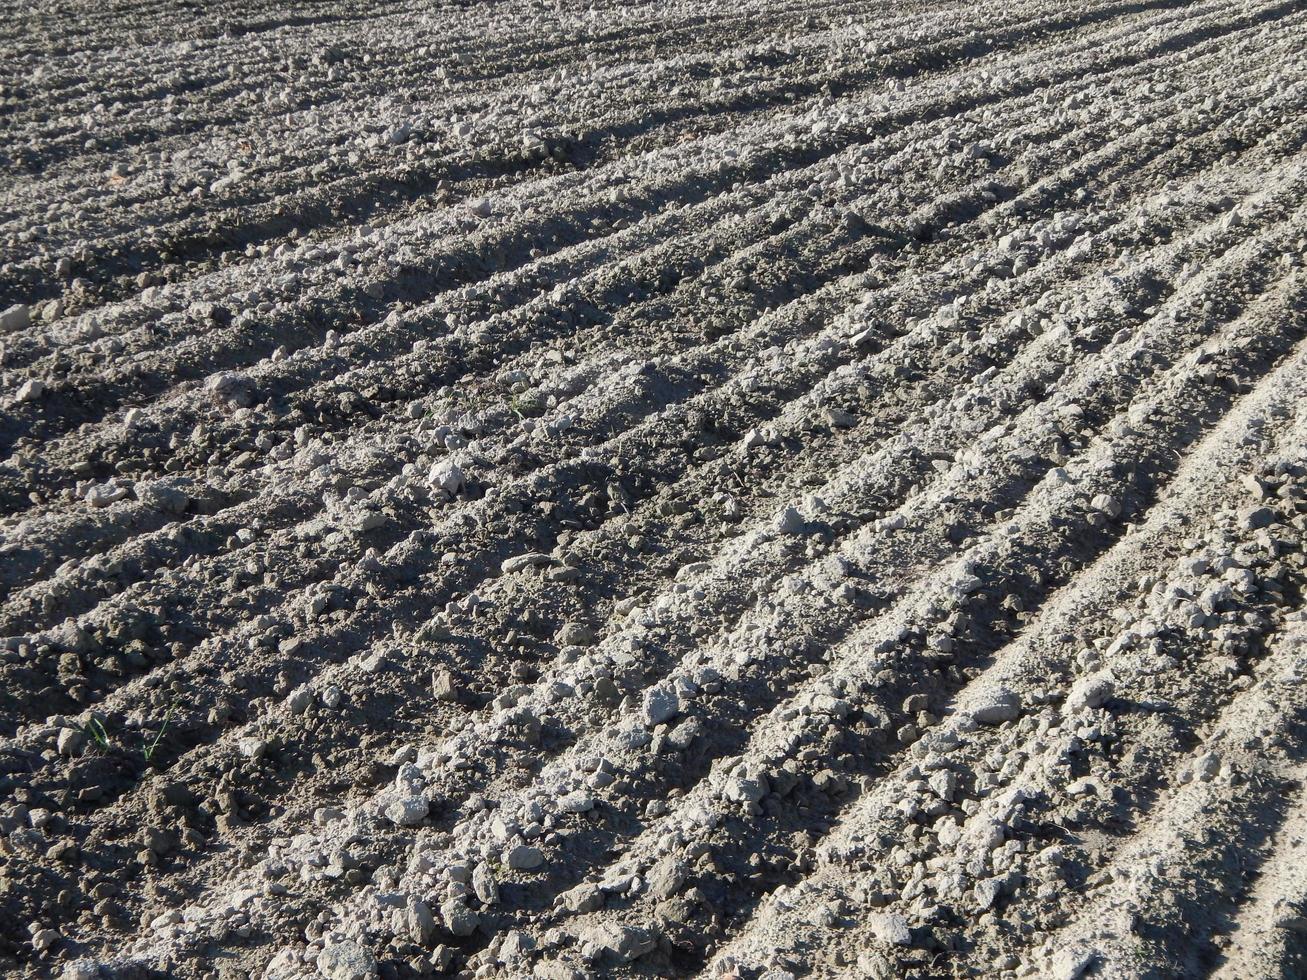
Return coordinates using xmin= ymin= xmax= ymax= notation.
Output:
xmin=61 ymin=961 xmax=99 ymax=980
xmin=1090 ymin=493 xmax=1121 ymax=518
xmin=776 ymin=505 xmax=805 ymax=534
xmin=57 ymin=727 xmax=85 ymax=757
xmin=472 ymin=862 xmax=499 ymax=905
xmin=384 ymin=797 xmax=428 ymax=826
xmin=1240 ymin=506 xmax=1276 ymax=530
xmin=579 ymin=922 xmax=656 ymax=962
xmin=404 ymin=899 xmax=436 ymax=946
xmin=556 ymin=622 xmax=594 ymax=646
xmin=31 ymin=927 xmax=61 ymax=952
xmin=428 ymin=459 xmax=465 ymax=497
xmin=16 ymin=379 xmax=45 ymax=403
xmin=868 ymin=912 xmax=912 ymax=946
xmin=85 ymin=482 xmax=130 ymax=507
xmin=440 ymin=897 xmax=479 ymax=937
xmin=506 ymin=844 xmax=544 ymax=870
xmin=317 ymin=942 xmax=378 ymax=980
xmin=558 ymin=882 xmax=604 ymax=913
xmin=0 ymin=303 xmax=30 ymax=333
xmin=207 ymin=372 xmax=256 ymax=408
xmin=432 ymin=669 xmax=458 ymax=701
xmin=971 ymin=687 xmax=1021 ymax=724
xmin=1065 ymin=674 xmax=1115 ymax=712
xmin=501 ymin=552 xmax=552 ymax=574
xmin=641 ymin=684 xmax=681 ymax=727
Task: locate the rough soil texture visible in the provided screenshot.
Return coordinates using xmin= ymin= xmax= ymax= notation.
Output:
xmin=2 ymin=0 xmax=1306 ymax=978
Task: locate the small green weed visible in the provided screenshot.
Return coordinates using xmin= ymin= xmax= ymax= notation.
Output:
xmin=84 ymin=717 xmax=110 ymax=750
xmin=143 ymin=702 xmax=176 ymax=762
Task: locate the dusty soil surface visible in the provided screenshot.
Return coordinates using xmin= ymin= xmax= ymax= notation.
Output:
xmin=2 ymin=0 xmax=1306 ymax=977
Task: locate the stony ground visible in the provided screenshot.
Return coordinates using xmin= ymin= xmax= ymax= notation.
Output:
xmin=2 ymin=0 xmax=1306 ymax=978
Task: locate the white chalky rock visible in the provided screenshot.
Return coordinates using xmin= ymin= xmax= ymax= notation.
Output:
xmin=384 ymin=796 xmax=429 ymax=826
xmin=428 ymin=459 xmax=465 ymax=496
xmin=501 ymin=552 xmax=551 ymax=574
xmin=559 ymin=882 xmax=604 ymax=913
xmin=641 ymin=684 xmax=681 ymax=727
xmin=776 ymin=505 xmax=805 ymax=534
xmin=16 ymin=378 xmax=45 ymax=403
xmin=0 ymin=303 xmax=30 ymax=333
xmin=440 ymin=897 xmax=479 ymax=937
xmin=974 ymin=876 xmax=1005 ymax=909
xmin=207 ymin=372 xmax=256 ymax=407
xmin=404 ymin=899 xmax=436 ymax=946
xmin=472 ymin=862 xmax=499 ymax=905
xmin=135 ymin=481 xmax=190 ymax=514
xmin=56 ymin=727 xmax=84 ymax=756
xmin=506 ymin=844 xmax=544 ymax=870
xmin=579 ymin=922 xmax=656 ymax=962
xmin=394 ymin=761 xmax=425 ymax=795
xmin=1090 ymin=493 xmax=1122 ymax=518
xmin=868 ymin=912 xmax=912 ymax=946
xmin=558 ymin=791 xmax=595 ymax=813
xmin=1051 ymin=949 xmax=1096 ymax=980
xmin=62 ymin=960 xmax=99 ymax=980
xmin=317 ymin=941 xmax=378 ymax=980
xmin=85 ymin=483 xmax=129 ymax=508
xmin=432 ymin=669 xmax=457 ymax=701
xmin=150 ymin=910 xmax=181 ymax=931
xmin=971 ymin=687 xmax=1021 ymax=724
xmin=724 ymin=771 xmax=769 ymax=805
xmin=557 ymin=621 xmax=595 ymax=645
xmin=1193 ymin=751 xmax=1222 ymax=782
xmin=285 ymin=687 xmax=312 ymax=714
xmin=498 ymin=930 xmax=535 ymax=963
xmin=1065 ymin=674 xmax=1115 ymax=712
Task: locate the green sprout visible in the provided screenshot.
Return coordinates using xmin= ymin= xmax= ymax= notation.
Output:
xmin=143 ymin=703 xmax=177 ymax=762
xmin=85 ymin=717 xmax=110 ymax=750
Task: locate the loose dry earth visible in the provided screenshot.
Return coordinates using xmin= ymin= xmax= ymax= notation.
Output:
xmin=2 ymin=0 xmax=1307 ymax=977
